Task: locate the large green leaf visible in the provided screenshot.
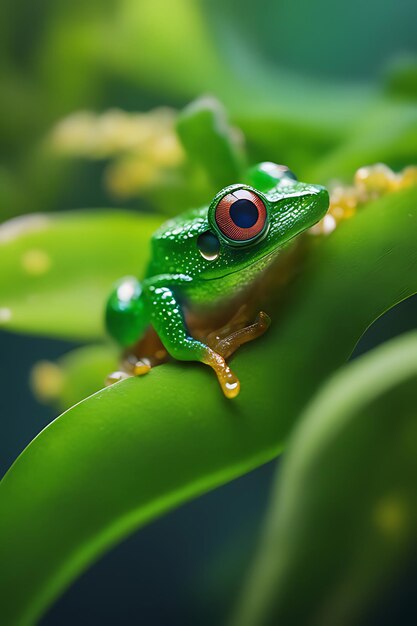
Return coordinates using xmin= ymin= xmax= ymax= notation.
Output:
xmin=0 ymin=187 xmax=416 ymax=625
xmin=233 ymin=332 xmax=417 ymax=626
xmin=0 ymin=210 xmax=162 ymax=340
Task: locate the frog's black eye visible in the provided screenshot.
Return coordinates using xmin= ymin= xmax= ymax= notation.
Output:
xmin=197 ymin=230 xmax=220 ymax=260
xmin=215 ymin=189 xmax=267 ymax=243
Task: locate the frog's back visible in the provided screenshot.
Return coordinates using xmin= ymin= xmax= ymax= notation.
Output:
xmin=147 ymin=206 xmax=209 ymax=276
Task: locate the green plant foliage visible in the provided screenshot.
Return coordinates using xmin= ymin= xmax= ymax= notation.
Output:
xmin=0 ymin=210 xmax=162 ymax=340
xmin=233 ymin=332 xmax=417 ymax=626
xmin=0 ymin=187 xmax=416 ymax=625
xmin=3 ymin=0 xmax=416 ymax=219
xmin=177 ymin=96 xmax=246 ymax=188
xmin=383 ymin=55 xmax=417 ymax=99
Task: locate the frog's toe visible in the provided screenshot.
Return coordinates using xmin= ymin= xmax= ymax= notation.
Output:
xmin=202 ymin=348 xmax=241 ymax=398
xmin=222 ymin=374 xmax=240 ymax=399
xmin=256 ymin=310 xmax=271 ymax=328
xmin=216 ymin=364 xmax=241 ymax=399
xmin=132 ymin=359 xmax=152 ymax=376
xmin=208 ymin=310 xmax=271 ymax=360
xmin=106 ymin=370 xmax=130 ymax=386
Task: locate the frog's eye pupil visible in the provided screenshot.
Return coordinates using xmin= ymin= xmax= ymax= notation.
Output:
xmin=215 ymin=189 xmax=267 ymax=243
xmin=197 ymin=230 xmax=220 ymax=261
xmin=230 ymin=199 xmax=259 ymax=228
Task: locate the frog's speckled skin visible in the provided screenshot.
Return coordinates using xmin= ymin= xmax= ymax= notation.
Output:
xmin=106 ymin=162 xmax=329 ymax=397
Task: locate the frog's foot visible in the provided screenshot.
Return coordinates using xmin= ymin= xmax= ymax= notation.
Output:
xmin=202 ymin=348 xmax=240 ymax=399
xmin=105 ymin=360 xmax=152 ymax=387
xmin=122 ymin=340 xmax=168 ymax=375
xmin=106 ymin=347 xmax=168 ymax=386
xmin=121 ymin=354 xmax=152 ymax=376
xmin=105 ymin=358 xmax=152 ymax=387
xmin=206 ymin=310 xmax=271 ymax=360
xmin=106 ymin=370 xmax=131 ymax=386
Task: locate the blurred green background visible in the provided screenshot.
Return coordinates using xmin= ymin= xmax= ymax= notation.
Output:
xmin=1 ymin=0 xmax=417 ymax=221
xmin=1 ymin=0 xmax=416 ymax=624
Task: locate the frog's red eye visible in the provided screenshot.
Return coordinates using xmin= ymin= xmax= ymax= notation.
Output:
xmin=215 ymin=189 xmax=267 ymax=243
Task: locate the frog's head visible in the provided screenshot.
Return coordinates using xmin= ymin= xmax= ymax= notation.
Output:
xmin=198 ymin=162 xmax=329 ymax=280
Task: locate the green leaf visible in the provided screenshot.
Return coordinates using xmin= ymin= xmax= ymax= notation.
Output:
xmin=0 ymin=210 xmax=162 ymax=340
xmin=233 ymin=332 xmax=417 ymax=626
xmin=0 ymin=187 xmax=417 ymax=625
xmin=177 ymin=96 xmax=246 ymax=188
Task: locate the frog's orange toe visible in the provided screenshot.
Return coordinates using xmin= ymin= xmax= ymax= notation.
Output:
xmin=133 ymin=359 xmax=151 ymax=376
xmin=223 ymin=377 xmax=240 ymax=399
xmin=202 ymin=347 xmax=241 ymax=398
xmin=106 ymin=371 xmax=130 ymax=386
xmin=218 ymin=367 xmax=240 ymax=399
xmin=256 ymin=310 xmax=271 ymax=330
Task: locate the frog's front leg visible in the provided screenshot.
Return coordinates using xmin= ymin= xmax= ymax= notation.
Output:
xmin=105 ymin=276 xmax=149 ymax=384
xmin=145 ymin=284 xmax=240 ymax=399
xmin=106 ymin=276 xmax=149 ymax=348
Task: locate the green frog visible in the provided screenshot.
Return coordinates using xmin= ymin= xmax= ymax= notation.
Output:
xmin=106 ymin=162 xmax=329 ymax=398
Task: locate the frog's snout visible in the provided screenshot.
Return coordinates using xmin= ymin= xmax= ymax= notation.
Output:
xmin=295 ymin=184 xmax=330 ymax=230
xmin=269 ymin=184 xmax=329 ymax=246
xmin=310 ymin=185 xmax=330 ymax=222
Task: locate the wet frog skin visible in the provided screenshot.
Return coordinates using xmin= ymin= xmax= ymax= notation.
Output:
xmin=106 ymin=162 xmax=329 ymax=398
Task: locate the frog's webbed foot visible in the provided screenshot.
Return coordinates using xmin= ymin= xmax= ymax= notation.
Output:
xmin=105 ymin=355 xmax=159 ymax=386
xmin=106 ymin=359 xmax=151 ymax=386
xmin=106 ymin=370 xmax=131 ymax=385
xmin=206 ymin=310 xmax=271 ymax=360
xmin=121 ymin=350 xmax=168 ymax=376
xmin=106 ymin=329 xmax=168 ymax=386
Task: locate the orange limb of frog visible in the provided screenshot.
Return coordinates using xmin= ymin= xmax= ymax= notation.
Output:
xmin=200 ymin=347 xmax=240 ymax=399
xmin=107 ymin=308 xmax=271 ymax=396
xmin=205 ymin=308 xmax=271 ymax=360
xmin=106 ymin=327 xmax=167 ymax=385
xmin=198 ymin=307 xmax=271 ymax=397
